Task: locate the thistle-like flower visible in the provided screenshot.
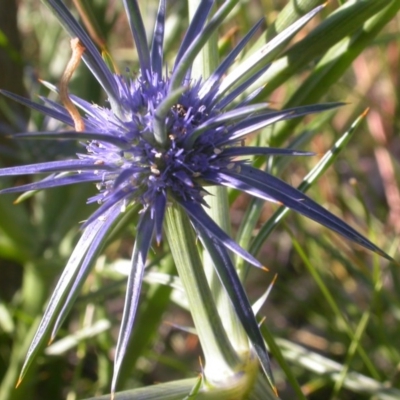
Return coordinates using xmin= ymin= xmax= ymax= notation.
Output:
xmin=0 ymin=0 xmax=389 ymax=394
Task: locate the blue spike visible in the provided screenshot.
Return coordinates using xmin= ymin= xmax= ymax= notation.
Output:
xmin=199 ymin=18 xmax=264 ymax=99
xmin=235 ymin=86 xmax=265 ymax=108
xmin=1 ymin=90 xmax=73 ymax=126
xmin=14 ymin=131 xmax=131 ymax=149
xmin=215 ymin=64 xmax=271 ymax=109
xmin=41 ymin=0 xmax=120 ymax=107
xmin=154 ymin=192 xmax=166 ymax=244
xmin=220 ymin=147 xmax=314 ymax=157
xmin=122 ymin=0 xmax=152 ymax=75
xmin=213 ymin=166 xmax=392 ymax=259
xmin=51 ymin=205 xmax=122 ymax=338
xmin=18 ymin=212 xmax=114 ymax=381
xmin=217 ymin=110 xmax=293 ymax=145
xmin=217 ymin=103 xmax=343 ymax=145
xmin=0 ymin=159 xmax=113 ymax=176
xmin=179 ymin=199 xmax=262 ymax=268
xmin=111 ymin=210 xmax=155 ymax=394
xmin=195 ymin=223 xmax=276 ymax=391
xmin=151 ymin=0 xmax=166 ymax=76
xmin=218 ymin=4 xmax=325 ymax=97
xmin=113 ymin=167 xmax=145 ymax=189
xmin=174 ymin=0 xmax=214 ymax=70
xmin=0 ymin=173 xmax=99 ymax=194
xmin=184 ymin=103 xmax=268 ymax=147
xmin=170 ymin=0 xmax=238 ymax=90
xmin=81 ymin=189 xmax=133 ymax=229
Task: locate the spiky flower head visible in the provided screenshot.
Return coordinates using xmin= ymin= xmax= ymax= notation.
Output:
xmin=0 ymin=0 xmax=390 ymax=393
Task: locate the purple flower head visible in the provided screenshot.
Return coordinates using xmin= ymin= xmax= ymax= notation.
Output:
xmin=0 ymin=0 xmax=390 ymax=393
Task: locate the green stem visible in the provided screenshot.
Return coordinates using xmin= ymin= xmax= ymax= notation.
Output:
xmin=189 ymin=0 xmax=249 ymax=358
xmin=203 ymin=187 xmax=249 ymax=354
xmin=164 ymin=204 xmax=240 ymax=378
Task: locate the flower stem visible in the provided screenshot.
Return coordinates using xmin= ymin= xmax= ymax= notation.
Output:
xmin=203 ymin=187 xmax=250 ymax=353
xmin=189 ymin=0 xmax=250 ymax=360
xmin=164 ymin=204 xmax=240 ymax=379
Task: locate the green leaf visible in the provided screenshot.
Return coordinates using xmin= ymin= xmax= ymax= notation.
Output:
xmin=270 ymin=0 xmax=400 ymax=145
xmin=253 ymin=0 xmax=396 ymax=105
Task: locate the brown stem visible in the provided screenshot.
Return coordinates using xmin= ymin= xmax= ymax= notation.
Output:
xmin=59 ymin=38 xmax=86 ymax=132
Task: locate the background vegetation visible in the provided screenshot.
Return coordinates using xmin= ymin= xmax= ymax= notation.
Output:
xmin=0 ymin=0 xmax=399 ymax=399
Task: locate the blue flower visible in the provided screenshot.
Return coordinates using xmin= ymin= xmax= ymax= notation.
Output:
xmin=0 ymin=0 xmax=389 ymax=392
